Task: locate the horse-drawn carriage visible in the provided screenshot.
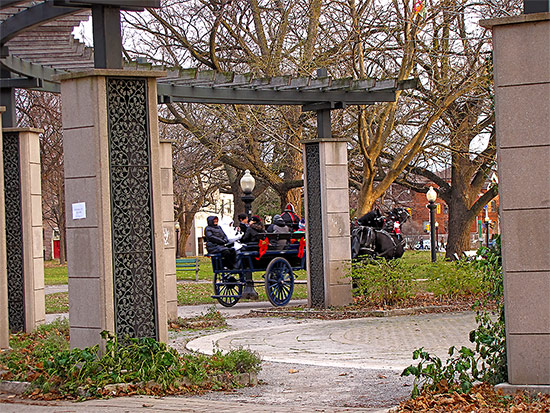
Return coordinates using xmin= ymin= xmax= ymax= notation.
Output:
xmin=208 ymin=232 xmax=306 ymax=307
xmin=351 ymin=207 xmax=410 ymax=260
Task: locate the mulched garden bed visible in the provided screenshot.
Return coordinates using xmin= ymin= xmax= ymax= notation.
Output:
xmin=246 ymin=293 xmax=491 ymax=320
xmin=395 ymin=382 xmax=550 ymax=412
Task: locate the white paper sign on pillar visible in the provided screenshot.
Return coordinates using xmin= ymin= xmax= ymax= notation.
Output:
xmin=72 ymin=202 xmax=86 ymax=220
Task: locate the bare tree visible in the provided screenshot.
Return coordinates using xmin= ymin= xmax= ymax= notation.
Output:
xmin=123 ymin=0 xmax=330 ymax=215
xmin=16 ymin=90 xmax=66 ymax=264
xmin=159 ymin=117 xmax=227 ymax=256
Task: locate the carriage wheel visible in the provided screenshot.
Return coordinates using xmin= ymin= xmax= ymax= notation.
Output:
xmin=213 ymin=271 xmax=243 ymax=307
xmin=265 ymin=257 xmax=294 ymax=307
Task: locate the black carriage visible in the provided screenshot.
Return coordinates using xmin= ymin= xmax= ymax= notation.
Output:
xmin=208 ymin=232 xmax=306 ymax=307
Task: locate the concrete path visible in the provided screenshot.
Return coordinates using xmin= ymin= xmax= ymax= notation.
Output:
xmin=44 ymin=285 xmax=68 ymax=295
xmin=186 ymin=312 xmax=477 ymax=371
xmin=0 ymin=395 xmax=388 ymax=412
xmin=45 ymin=299 xmax=309 ymax=324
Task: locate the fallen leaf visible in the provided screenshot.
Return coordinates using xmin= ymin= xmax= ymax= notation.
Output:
xmin=339 ymin=373 xmax=348 ymax=376
xmin=378 ymin=374 xmax=387 ymax=379
xmin=288 ymin=369 xmax=299 ymax=374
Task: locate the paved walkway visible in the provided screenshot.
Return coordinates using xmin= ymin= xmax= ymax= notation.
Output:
xmin=187 ymin=312 xmax=477 ymax=371
xmin=0 ymin=395 xmax=388 ymax=412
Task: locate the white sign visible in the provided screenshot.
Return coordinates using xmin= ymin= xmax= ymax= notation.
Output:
xmin=72 ymin=202 xmax=86 ymax=220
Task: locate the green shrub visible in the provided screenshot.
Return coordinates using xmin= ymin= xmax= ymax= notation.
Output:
xmin=0 ymin=322 xmax=261 ymax=399
xmin=402 ymin=237 xmax=507 ymax=396
xmin=351 ymin=258 xmax=414 ymax=306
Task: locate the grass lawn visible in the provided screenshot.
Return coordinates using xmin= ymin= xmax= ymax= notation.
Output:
xmin=44 ymin=256 xmax=214 ymax=284
xmin=45 ymin=250 xmax=478 ymax=313
xmin=45 ymin=292 xmax=69 ymax=314
xmin=44 ymin=260 xmax=68 ymax=285
xmin=176 ymin=256 xmax=213 ymax=281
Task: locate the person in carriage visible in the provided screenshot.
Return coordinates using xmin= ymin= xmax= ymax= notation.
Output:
xmin=204 ymin=216 xmax=236 ymax=269
xmin=281 ymin=203 xmax=301 ymax=231
xmin=266 ymin=214 xmax=290 ymax=250
xmin=241 ymin=215 xmax=266 ymax=245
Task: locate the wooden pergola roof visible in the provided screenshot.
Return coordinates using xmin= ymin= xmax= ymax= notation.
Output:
xmin=1 ymin=0 xmax=416 ymax=107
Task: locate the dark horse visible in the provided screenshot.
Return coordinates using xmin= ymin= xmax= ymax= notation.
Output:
xmin=351 ymin=207 xmax=410 ymax=260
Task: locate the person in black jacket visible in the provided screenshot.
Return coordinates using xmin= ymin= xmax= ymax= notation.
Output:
xmin=204 ymin=215 xmax=236 ymax=269
xmin=281 ymin=203 xmax=300 ymax=231
xmin=241 ymin=215 xmax=265 ymax=245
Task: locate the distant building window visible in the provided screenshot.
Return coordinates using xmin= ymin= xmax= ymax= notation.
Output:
xmin=444 ymin=204 xmax=448 ymax=214
xmin=491 ymin=201 xmax=497 ymax=212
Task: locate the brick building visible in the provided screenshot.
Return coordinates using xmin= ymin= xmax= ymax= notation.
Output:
xmin=378 ymin=169 xmax=500 ymax=249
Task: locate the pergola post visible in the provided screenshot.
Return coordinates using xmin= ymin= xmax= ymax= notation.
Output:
xmin=0 ymin=106 xmax=9 ymax=349
xmin=60 ymin=69 xmax=168 ymax=349
xmin=481 ymin=13 xmax=550 ymax=391
xmin=303 ymin=99 xmax=353 ymax=308
xmin=2 ymin=127 xmax=45 ymax=333
xmin=159 ymin=139 xmax=178 ymax=320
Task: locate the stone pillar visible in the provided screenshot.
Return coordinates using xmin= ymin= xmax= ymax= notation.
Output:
xmin=0 ymin=106 xmax=8 ymax=349
xmin=2 ymin=128 xmax=45 ymax=333
xmin=59 ymin=70 xmax=168 ymax=349
xmin=480 ymin=14 xmax=550 ymax=389
xmin=302 ymin=108 xmax=352 ymax=307
xmin=159 ymin=139 xmax=177 ymax=320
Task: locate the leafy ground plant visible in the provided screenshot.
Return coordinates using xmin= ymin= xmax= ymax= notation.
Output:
xmin=401 ymin=237 xmax=507 ymax=397
xmin=0 ymin=319 xmax=261 ymax=400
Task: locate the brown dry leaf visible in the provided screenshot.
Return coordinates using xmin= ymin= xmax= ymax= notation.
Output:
xmin=339 ymin=373 xmax=348 ymax=376
xmin=378 ymin=374 xmax=387 ymax=379
xmin=288 ymin=369 xmax=299 ymax=374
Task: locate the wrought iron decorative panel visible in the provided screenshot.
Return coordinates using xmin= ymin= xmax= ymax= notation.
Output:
xmin=2 ymin=132 xmax=25 ymax=332
xmin=305 ymin=143 xmax=325 ymax=307
xmin=106 ymin=77 xmax=158 ymax=340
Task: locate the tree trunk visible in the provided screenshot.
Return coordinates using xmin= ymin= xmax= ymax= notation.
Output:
xmin=445 ymin=197 xmax=476 ymax=260
xmin=356 ymin=181 xmax=379 ymax=216
xmin=59 ymin=220 xmax=66 ymax=265
xmin=58 ymin=181 xmax=67 ymax=265
xmin=281 ymin=188 xmax=302 ymax=216
xmin=178 ymin=211 xmax=198 ymax=258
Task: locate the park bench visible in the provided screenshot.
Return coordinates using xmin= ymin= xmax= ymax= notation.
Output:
xmin=176 ymin=257 xmax=200 ymax=282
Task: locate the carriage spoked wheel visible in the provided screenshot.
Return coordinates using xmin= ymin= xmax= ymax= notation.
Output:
xmin=213 ymin=271 xmax=243 ymax=307
xmin=265 ymin=257 xmax=294 ymax=306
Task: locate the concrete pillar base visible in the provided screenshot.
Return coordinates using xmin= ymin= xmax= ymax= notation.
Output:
xmin=480 ymin=13 xmax=550 ymax=386
xmin=60 ymin=69 xmax=168 ymax=349
xmin=159 ymin=139 xmax=177 ymax=320
xmin=2 ymin=127 xmax=45 ymax=333
xmin=495 ymin=383 xmax=550 ymax=396
xmin=303 ymin=138 xmax=352 ymax=308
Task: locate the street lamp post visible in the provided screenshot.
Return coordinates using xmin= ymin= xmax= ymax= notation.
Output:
xmin=174 ymin=221 xmax=180 ymax=259
xmin=240 ymin=170 xmax=256 ymax=218
xmin=426 ymin=186 xmax=437 ymax=263
xmin=239 ymin=170 xmax=258 ymax=300
xmin=435 ymin=222 xmax=439 ymax=252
